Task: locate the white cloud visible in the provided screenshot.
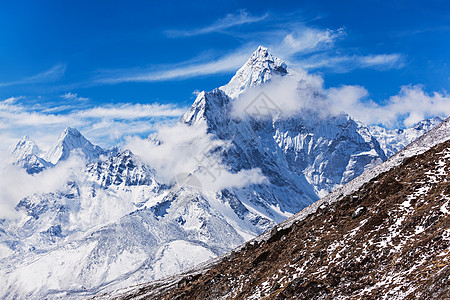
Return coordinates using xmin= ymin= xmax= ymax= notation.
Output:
xmin=323 ymin=84 xmax=449 ymax=127
xmin=231 ymin=73 xmax=448 ymax=128
xmin=0 ymin=152 xmax=87 ymax=219
xmin=95 ymin=50 xmax=251 ymax=84
xmin=0 ymin=64 xmax=66 ymax=87
xmin=165 ymin=10 xmax=268 ymax=37
xmin=75 ymin=103 xmax=185 ymax=119
xmin=277 ymin=27 xmax=345 ymax=56
xmin=126 ymin=123 xmax=267 ymax=190
xmin=62 ymin=92 xmax=89 ymax=101
xmin=295 ymin=53 xmax=404 ymax=72
xmin=328 ymin=85 xmax=450 ymax=127
xmin=0 ymin=98 xmax=185 ymax=151
xmin=231 ymin=74 xmax=325 ymax=120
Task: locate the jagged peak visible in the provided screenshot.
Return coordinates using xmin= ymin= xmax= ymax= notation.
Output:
xmin=44 ymin=127 xmax=103 ymax=164
xmin=249 ymin=45 xmax=285 ymax=66
xmin=18 ymin=134 xmax=32 ymax=142
xmin=10 ymin=135 xmax=42 ymax=159
xmin=180 ymin=88 xmax=230 ymax=127
xmin=412 ymin=116 xmax=445 ymax=130
xmin=220 ymin=46 xmax=288 ymax=99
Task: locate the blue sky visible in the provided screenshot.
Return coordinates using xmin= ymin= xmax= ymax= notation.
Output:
xmin=0 ymin=0 xmax=449 ymax=148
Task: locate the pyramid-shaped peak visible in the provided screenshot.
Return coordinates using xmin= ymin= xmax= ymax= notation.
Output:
xmin=220 ymin=46 xmax=288 ymax=99
xmin=11 ymin=135 xmax=42 ymax=160
xmin=254 ymin=45 xmax=269 ymax=55
xmin=247 ymin=45 xmax=286 ymax=70
xmin=44 ymin=127 xmax=104 ymax=164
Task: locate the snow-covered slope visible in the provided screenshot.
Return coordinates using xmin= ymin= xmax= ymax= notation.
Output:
xmin=11 ymin=135 xmax=43 ymax=161
xmin=369 ymin=116 xmax=444 ymax=157
xmin=44 ymin=127 xmax=107 ymax=164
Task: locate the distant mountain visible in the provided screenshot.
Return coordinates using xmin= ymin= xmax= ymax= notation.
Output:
xmin=44 ymin=127 xmax=107 ymax=164
xmin=113 ymin=116 xmax=450 ymax=300
xmin=11 ymin=135 xmax=43 ymax=161
xmin=9 ymin=127 xmax=117 ymax=174
xmin=370 ymin=116 xmax=445 ymax=157
xmin=10 ymin=135 xmax=53 ymax=174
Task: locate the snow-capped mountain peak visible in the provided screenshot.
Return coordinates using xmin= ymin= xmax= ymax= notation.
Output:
xmin=44 ymin=127 xmax=104 ymax=164
xmin=412 ymin=116 xmax=444 ymax=131
xmin=9 ymin=135 xmax=51 ymax=174
xmin=369 ymin=116 xmax=445 ymax=157
xmin=220 ymin=45 xmax=288 ymax=99
xmin=10 ymin=135 xmax=42 ymax=161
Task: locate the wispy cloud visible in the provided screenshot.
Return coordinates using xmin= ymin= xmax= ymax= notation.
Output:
xmin=94 ymin=14 xmax=403 ymax=84
xmin=277 ymin=27 xmax=345 ymax=56
xmin=95 ymin=50 xmax=251 ymax=84
xmin=75 ymin=103 xmax=186 ymax=119
xmin=61 ymin=92 xmax=89 ymax=102
xmin=295 ymin=53 xmax=405 ymax=73
xmin=165 ymin=10 xmax=268 ymax=37
xmin=94 ymin=24 xmax=347 ymax=84
xmin=0 ymin=64 xmax=66 ymax=87
xmin=393 ymin=25 xmax=450 ymax=37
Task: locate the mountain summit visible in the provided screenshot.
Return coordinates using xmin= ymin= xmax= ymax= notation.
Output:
xmin=10 ymin=135 xmax=42 ymax=161
xmin=44 ymin=127 xmax=105 ymax=164
xmin=10 ymin=135 xmax=51 ymax=174
xmin=10 ymin=127 xmax=112 ymax=174
xmin=220 ymin=45 xmax=288 ymax=98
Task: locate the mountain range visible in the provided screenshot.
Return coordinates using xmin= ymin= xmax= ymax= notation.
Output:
xmin=0 ymin=46 xmax=446 ymax=299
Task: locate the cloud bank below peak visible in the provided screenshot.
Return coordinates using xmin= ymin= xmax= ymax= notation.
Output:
xmin=231 ymin=72 xmax=448 ymax=129
xmin=327 ymin=84 xmax=450 ymax=127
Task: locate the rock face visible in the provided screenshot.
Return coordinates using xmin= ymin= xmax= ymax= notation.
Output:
xmin=86 ymin=150 xmax=157 ymax=187
xmin=115 ymin=117 xmax=450 ymax=300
